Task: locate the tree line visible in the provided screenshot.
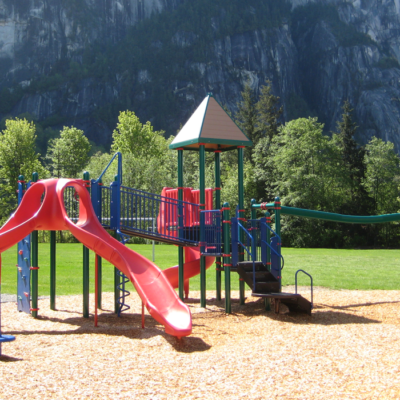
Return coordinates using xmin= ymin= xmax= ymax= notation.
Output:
xmin=0 ymin=83 xmax=399 ymax=248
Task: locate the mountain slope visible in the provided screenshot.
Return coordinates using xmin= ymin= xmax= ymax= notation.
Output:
xmin=1 ymin=0 xmax=400 ymax=150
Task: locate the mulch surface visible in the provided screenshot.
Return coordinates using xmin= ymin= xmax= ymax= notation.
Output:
xmin=1 ymin=287 xmax=400 ymax=399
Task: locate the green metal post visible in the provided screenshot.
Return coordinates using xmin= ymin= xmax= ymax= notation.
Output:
xmin=265 ymin=211 xmax=272 ymax=311
xmin=215 ymin=150 xmax=222 ymax=300
xmin=31 ymin=172 xmax=39 ymax=318
xmin=178 ymin=149 xmax=184 ymax=300
xmin=251 ymin=199 xmax=257 ymax=221
xmin=265 ymin=212 xmax=271 ymax=270
xmin=238 ymin=147 xmax=245 ymax=305
xmin=82 ymin=171 xmax=90 ymax=318
xmin=223 ymin=203 xmax=231 ymax=313
xmin=50 ymin=230 xmax=56 ymax=310
xmin=274 ymin=196 xmax=281 ymax=292
xmin=199 ymin=144 xmax=206 ymax=307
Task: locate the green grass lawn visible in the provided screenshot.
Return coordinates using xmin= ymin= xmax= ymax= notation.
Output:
xmin=1 ymin=244 xmax=400 ymax=296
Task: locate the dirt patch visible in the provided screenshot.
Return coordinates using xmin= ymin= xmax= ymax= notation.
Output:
xmin=1 ymin=288 xmax=400 ymax=399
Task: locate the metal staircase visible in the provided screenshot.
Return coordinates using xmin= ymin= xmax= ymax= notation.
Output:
xmin=231 ymin=217 xmax=313 ymax=315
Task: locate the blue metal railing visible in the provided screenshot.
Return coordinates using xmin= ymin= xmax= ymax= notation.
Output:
xmin=200 ymin=210 xmax=223 ymax=256
xmin=95 ymin=152 xmax=122 ymax=185
xmin=100 ymin=185 xmax=111 ymax=227
xmin=232 ymin=217 xmax=257 ymax=291
xmin=246 ymin=219 xmax=262 ymax=261
xmin=119 ymin=186 xmax=200 ymax=244
xmin=260 ymin=219 xmax=284 ymax=289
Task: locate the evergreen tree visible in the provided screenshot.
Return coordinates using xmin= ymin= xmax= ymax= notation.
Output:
xmin=332 ymin=100 xmax=372 ymax=215
xmin=256 ymin=81 xmax=283 ymax=141
xmin=235 ymin=84 xmax=259 ymax=163
xmin=251 ymin=81 xmax=283 ymax=201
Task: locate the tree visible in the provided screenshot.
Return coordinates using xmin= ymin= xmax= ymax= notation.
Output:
xmin=362 ymin=137 xmax=400 ymax=246
xmin=328 ymin=101 xmax=376 ymax=244
xmin=264 ymin=117 xmax=350 ymax=247
xmin=363 ymin=137 xmax=400 ymax=215
xmin=234 ymin=81 xmax=283 ymax=202
xmin=235 ymin=84 xmax=259 ymax=162
xmin=46 ymin=126 xmax=91 ymax=178
xmin=256 ymin=81 xmax=283 ymax=141
xmin=111 ymin=111 xmax=165 ymax=160
xmin=331 ymin=101 xmax=369 ymax=210
xmin=334 ymin=101 xmax=359 ymax=170
xmin=0 ymin=118 xmax=47 ymax=223
xmin=0 ymin=118 xmax=45 ymax=187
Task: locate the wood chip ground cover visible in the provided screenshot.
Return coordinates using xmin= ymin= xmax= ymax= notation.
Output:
xmin=1 ymin=288 xmax=400 ymax=399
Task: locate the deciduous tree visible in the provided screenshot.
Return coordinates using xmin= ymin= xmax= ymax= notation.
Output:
xmin=46 ymin=126 xmax=91 ymax=178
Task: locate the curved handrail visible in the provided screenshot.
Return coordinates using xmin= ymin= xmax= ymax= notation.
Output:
xmin=260 ymin=239 xmax=285 ymax=270
xmin=295 ymin=269 xmax=313 ymax=309
xmin=237 ymin=221 xmax=257 ymax=290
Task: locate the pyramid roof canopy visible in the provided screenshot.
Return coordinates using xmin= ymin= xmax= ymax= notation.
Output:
xmin=169 ymin=94 xmax=252 ymax=151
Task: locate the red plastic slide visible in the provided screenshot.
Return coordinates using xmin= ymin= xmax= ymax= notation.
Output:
xmin=158 ymin=187 xmax=215 ymax=296
xmin=163 ymin=247 xmax=215 ymax=298
xmin=0 ymin=179 xmax=192 ymax=337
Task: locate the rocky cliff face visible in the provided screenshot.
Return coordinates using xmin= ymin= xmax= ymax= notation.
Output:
xmin=1 ymin=0 xmax=400 ymax=151
xmin=0 ymin=0 xmax=183 ymax=82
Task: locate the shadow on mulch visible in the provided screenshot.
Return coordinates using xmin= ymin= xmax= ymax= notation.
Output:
xmin=5 ymin=312 xmax=213 ymax=353
xmin=0 ymin=355 xmax=23 ymax=362
xmin=319 ymin=300 xmax=400 ymax=310
xmin=165 ymin=336 xmax=212 ymax=353
xmin=208 ymin=297 xmax=383 ymax=325
xmin=282 ymin=310 xmax=381 ymax=325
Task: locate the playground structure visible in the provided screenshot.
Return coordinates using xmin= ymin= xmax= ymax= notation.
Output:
xmin=2 ymin=93 xmax=400 ymax=356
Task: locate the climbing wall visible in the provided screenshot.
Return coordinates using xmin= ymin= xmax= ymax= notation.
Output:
xmin=17 ymin=235 xmax=31 ymax=313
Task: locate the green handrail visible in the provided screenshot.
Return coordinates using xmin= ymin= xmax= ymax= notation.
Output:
xmin=253 ymin=203 xmax=400 ymax=224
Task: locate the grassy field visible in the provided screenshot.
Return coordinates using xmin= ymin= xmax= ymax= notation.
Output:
xmin=1 ymin=244 xmax=400 ymax=296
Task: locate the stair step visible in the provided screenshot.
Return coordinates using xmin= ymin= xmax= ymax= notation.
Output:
xmin=245 ymin=271 xmax=277 ymax=282
xmin=254 ymin=282 xmax=280 ymax=293
xmin=236 ymin=261 xmax=265 ymax=272
xmin=236 ymin=262 xmax=279 ymax=291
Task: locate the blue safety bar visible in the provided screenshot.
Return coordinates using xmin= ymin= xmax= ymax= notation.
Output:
xmin=231 ymin=217 xmax=257 ymax=291
xmin=95 ymin=152 xmax=122 ymax=185
xmin=200 ymin=210 xmax=223 ymax=256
